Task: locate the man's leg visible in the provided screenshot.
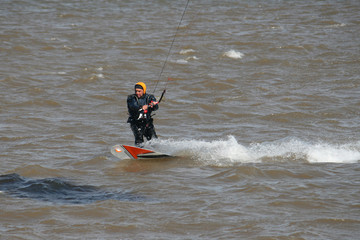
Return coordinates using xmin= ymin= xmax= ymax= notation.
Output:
xmin=144 ymin=120 xmax=158 ymax=141
xmin=130 ymin=122 xmax=144 ymax=147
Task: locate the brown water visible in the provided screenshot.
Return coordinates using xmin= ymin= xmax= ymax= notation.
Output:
xmin=1 ymin=0 xmax=360 ymax=239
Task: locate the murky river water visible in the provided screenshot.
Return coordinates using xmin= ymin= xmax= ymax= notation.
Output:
xmin=1 ymin=0 xmax=360 ymax=239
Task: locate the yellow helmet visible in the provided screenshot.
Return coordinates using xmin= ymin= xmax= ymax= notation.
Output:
xmin=135 ymin=82 xmax=146 ymax=93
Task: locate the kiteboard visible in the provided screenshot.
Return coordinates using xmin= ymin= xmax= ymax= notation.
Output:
xmin=111 ymin=144 xmax=172 ymax=160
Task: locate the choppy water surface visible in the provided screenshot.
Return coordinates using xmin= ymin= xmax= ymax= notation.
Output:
xmin=1 ymin=0 xmax=360 ymax=239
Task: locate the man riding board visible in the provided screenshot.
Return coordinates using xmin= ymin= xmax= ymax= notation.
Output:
xmin=127 ymin=82 xmax=158 ymax=147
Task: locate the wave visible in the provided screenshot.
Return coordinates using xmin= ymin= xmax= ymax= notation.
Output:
xmin=147 ymin=136 xmax=360 ymax=166
xmin=0 ymin=173 xmax=145 ymax=204
xmin=180 ymin=49 xmax=195 ymax=54
xmin=223 ymin=50 xmax=244 ymax=59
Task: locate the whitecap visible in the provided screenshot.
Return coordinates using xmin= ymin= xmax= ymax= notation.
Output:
xmin=96 ymin=73 xmax=104 ymax=78
xmin=186 ymin=56 xmax=199 ymax=60
xmin=175 ymin=56 xmax=199 ymax=64
xmin=176 ymin=59 xmax=189 ymax=64
xmin=180 ymin=49 xmax=195 ymax=55
xmin=329 ymin=23 xmax=346 ymax=28
xmin=223 ymin=50 xmax=244 ymax=59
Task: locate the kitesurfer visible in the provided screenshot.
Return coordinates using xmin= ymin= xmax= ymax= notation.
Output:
xmin=127 ymin=82 xmax=158 ymax=147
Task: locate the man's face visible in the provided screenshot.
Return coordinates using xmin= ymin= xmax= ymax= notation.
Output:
xmin=135 ymin=88 xmax=144 ymax=98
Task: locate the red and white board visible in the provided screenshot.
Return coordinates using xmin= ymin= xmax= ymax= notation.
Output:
xmin=111 ymin=144 xmax=172 ymax=160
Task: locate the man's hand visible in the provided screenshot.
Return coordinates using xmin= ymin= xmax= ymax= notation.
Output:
xmin=148 ymin=101 xmax=157 ymax=108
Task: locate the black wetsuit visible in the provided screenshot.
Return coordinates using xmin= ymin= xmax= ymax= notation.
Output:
xmin=127 ymin=93 xmax=158 ymax=146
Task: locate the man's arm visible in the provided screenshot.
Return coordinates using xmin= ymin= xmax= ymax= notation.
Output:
xmin=127 ymin=95 xmax=140 ymax=114
xmin=148 ymin=95 xmax=159 ymax=111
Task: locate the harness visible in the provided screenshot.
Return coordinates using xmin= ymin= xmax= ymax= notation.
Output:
xmin=127 ymin=94 xmax=154 ymax=123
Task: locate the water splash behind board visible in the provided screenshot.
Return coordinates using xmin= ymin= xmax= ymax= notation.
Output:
xmin=148 ymin=136 xmax=360 ymax=166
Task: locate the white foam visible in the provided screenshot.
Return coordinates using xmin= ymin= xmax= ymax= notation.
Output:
xmin=249 ymin=139 xmax=360 ymax=164
xmin=328 ymin=23 xmax=346 ymax=28
xmin=96 ymin=73 xmax=104 ymax=78
xmin=223 ymin=50 xmax=244 ymax=59
xmin=186 ymin=56 xmax=199 ymax=61
xmin=148 ymin=137 xmax=360 ymax=165
xmin=308 ymin=143 xmax=360 ymax=163
xmin=176 ymin=59 xmax=189 ymax=64
xmin=150 ymin=136 xmax=251 ymax=166
xmin=175 ymin=56 xmax=199 ymax=64
xmin=180 ymin=49 xmax=195 ymax=54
